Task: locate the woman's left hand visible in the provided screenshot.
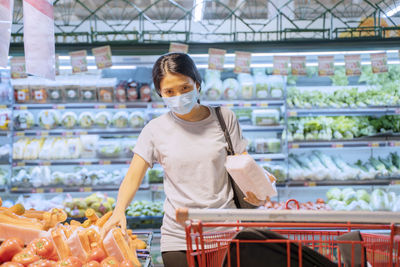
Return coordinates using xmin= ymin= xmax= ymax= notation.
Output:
xmin=244 ymin=191 xmax=269 ymax=207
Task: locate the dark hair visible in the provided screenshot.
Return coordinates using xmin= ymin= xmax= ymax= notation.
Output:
xmin=152 ymin=53 xmax=202 ymax=97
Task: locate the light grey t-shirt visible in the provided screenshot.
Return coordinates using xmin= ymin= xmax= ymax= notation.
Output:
xmin=133 ymin=106 xmax=247 ymax=252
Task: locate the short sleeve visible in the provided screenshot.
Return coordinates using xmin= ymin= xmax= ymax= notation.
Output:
xmin=221 ymin=107 xmax=248 ymax=154
xmin=133 ymin=122 xmax=156 ymax=168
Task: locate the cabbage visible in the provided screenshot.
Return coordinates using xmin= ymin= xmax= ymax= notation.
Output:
xmin=388 ymin=192 xmax=397 ymax=206
xmin=392 ymin=197 xmax=400 ymax=212
xmin=346 ymin=200 xmax=372 ymax=211
xmin=38 ymin=110 xmax=60 ymax=130
xmin=79 ymin=112 xmax=95 ymax=129
xmin=326 ymin=187 xmax=342 ymax=201
xmin=328 ymin=200 xmax=346 ymax=211
xmin=370 ymin=189 xmax=390 ymax=211
xmin=342 ymin=190 xmax=357 ymax=205
xmin=61 ymin=112 xmax=77 ymax=129
xmin=356 ymin=189 xmax=370 ymax=203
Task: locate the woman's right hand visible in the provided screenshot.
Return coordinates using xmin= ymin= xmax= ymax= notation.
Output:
xmin=100 ymin=210 xmax=127 ymax=239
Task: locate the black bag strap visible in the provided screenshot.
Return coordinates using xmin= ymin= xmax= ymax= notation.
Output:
xmin=215 ymin=107 xmax=235 ymax=156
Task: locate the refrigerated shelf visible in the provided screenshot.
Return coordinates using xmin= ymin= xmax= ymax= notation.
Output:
xmin=13 ymin=128 xmax=143 ymax=137
xmin=287 ymin=107 xmax=388 ymax=117
xmin=288 ymin=139 xmax=387 ymax=149
xmin=9 ymin=184 xmax=150 ymax=193
xmin=13 ymin=103 xmax=148 ymax=110
xmin=287 ymin=178 xmax=400 ymax=187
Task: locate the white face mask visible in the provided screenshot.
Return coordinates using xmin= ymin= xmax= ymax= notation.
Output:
xmin=162 ymin=89 xmax=198 ymax=115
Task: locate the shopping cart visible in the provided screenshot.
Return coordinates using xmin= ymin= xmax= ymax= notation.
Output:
xmin=176 ymin=200 xmax=400 ymax=267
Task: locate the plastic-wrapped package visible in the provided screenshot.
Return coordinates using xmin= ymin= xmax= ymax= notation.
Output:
xmin=13 ymin=138 xmax=29 ymax=159
xmin=128 ymin=111 xmax=145 ymax=128
xmin=80 ymin=81 xmax=97 ymax=102
xmin=253 ymin=68 xmax=269 ymax=99
xmin=52 ymin=138 xmax=68 ymax=160
xmin=97 ymin=78 xmax=116 ymax=103
xmin=14 ymin=110 xmax=35 ymax=130
xmin=63 ymin=81 xmax=80 ymax=102
xmin=252 ymin=109 xmax=280 ymax=126
xmin=112 ymin=111 xmax=129 ymax=128
xmin=31 ymin=82 xmax=48 ymax=104
xmin=140 ymin=84 xmax=152 ymax=102
xmin=97 ymin=139 xmax=122 ymax=158
xmin=95 ymin=111 xmax=111 ymax=128
xmin=38 ymin=110 xmax=60 ymax=130
xmin=13 ymin=79 xmax=30 ymax=103
xmin=80 ymin=135 xmax=99 ymax=158
xmin=66 ymin=138 xmax=83 ymax=159
xmin=78 ymin=112 xmax=95 ymax=129
xmin=115 ymin=81 xmax=127 ymax=102
xmin=0 ymin=109 xmax=11 ymax=130
xmin=238 ymin=73 xmax=255 ymax=99
xmin=23 ymin=138 xmax=43 ymax=160
xmin=61 ymin=112 xmax=77 ymax=129
xmin=126 ymin=80 xmax=138 ymax=101
xmin=268 ymin=75 xmax=284 ymax=98
xmin=39 ymin=138 xmax=56 ymax=160
xmin=204 ymin=70 xmax=222 ymax=100
xmin=267 ymin=138 xmax=281 ymax=153
xmin=46 ymin=80 xmax=64 ymax=103
xmin=222 ymin=78 xmax=240 ymax=100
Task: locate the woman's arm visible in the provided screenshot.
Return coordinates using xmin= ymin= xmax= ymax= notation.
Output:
xmin=101 ymin=153 xmax=149 ymax=237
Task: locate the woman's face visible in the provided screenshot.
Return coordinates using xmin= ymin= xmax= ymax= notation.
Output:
xmin=159 ymin=72 xmax=198 ymax=98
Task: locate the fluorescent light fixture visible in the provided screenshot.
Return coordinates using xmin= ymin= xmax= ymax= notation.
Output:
xmin=0 ymin=66 xmax=10 ymax=70
xmin=193 ymin=0 xmax=204 ymax=22
xmin=386 ymin=5 xmax=400 ymax=17
xmin=111 ymin=65 xmax=137 ymax=69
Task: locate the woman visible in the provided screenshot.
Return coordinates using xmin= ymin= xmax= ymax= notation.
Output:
xmin=102 ymin=53 xmax=264 ymax=267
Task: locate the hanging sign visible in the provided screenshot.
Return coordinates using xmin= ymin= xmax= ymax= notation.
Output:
xmin=234 ymin=51 xmax=252 ymax=74
xmin=208 ymin=48 xmax=226 ymax=71
xmin=344 ymin=54 xmax=361 ymax=76
xmin=169 ymin=43 xmax=189 ymax=54
xmin=370 ymin=52 xmax=388 ymax=73
xmin=273 ymin=56 xmax=289 ymax=75
xmin=290 ymin=56 xmax=306 ymax=76
xmin=10 ymin=57 xmax=28 ymax=79
xmin=92 ymin=45 xmax=112 ymax=69
xmin=0 ymin=0 xmax=13 ymax=67
xmin=69 ymin=50 xmax=88 ymax=73
xmin=318 ymin=56 xmax=334 ymax=76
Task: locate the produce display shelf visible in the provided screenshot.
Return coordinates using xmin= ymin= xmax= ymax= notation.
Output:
xmin=13 ymin=102 xmax=149 ymax=110
xmin=241 ymin=125 xmax=285 ymax=132
xmin=252 ymin=153 xmax=286 ymax=161
xmin=12 ymin=158 xmax=133 ymax=166
xmin=288 ymin=139 xmax=388 ymax=149
xmin=14 ymin=128 xmax=143 ymax=137
xmin=286 ymin=178 xmax=400 ymax=187
xmin=0 ymin=131 xmax=10 ymax=136
xmin=150 ymin=99 xmax=285 ymax=109
xmin=287 ymin=107 xmax=388 ymax=117
xmin=9 ymin=184 xmax=150 ymax=194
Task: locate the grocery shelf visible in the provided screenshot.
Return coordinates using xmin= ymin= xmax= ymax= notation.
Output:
xmin=12 ymin=158 xmax=133 ymax=166
xmin=0 ymin=131 xmax=10 ymax=136
xmin=13 ymin=128 xmax=143 ymax=137
xmin=241 ymin=125 xmax=285 ymax=132
xmin=289 ymin=139 xmax=387 ymax=149
xmin=252 ymin=153 xmax=286 ymax=162
xmin=151 ymin=99 xmax=285 ymax=109
xmin=13 ymin=102 xmax=149 ymax=110
xmin=9 ymin=183 xmax=149 ymax=194
xmin=287 ymin=178 xmax=400 ymax=187
xmin=0 ymin=187 xmax=5 ymax=192
xmin=287 ymin=107 xmax=388 ymax=117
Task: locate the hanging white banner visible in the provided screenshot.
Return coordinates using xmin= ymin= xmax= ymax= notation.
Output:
xmin=23 ymin=0 xmax=55 ymax=80
xmin=0 ymin=0 xmax=13 ymax=67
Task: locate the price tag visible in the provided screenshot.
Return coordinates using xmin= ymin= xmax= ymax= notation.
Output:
xmin=92 ymin=45 xmax=113 ymax=69
xmin=345 ymin=55 xmax=361 ymax=76
xmin=394 ymin=108 xmax=400 ymax=114
xmin=288 ymin=111 xmax=297 ymax=117
xmin=11 ymin=187 xmax=18 ymax=192
xmin=262 ymin=158 xmax=272 ymax=162
xmin=169 ymin=42 xmax=189 ymax=53
xmin=80 ymin=187 xmax=92 ymax=192
xmin=290 ymin=143 xmax=299 ymax=149
xmin=70 ymin=50 xmax=88 ymax=73
xmin=18 ymin=106 xmax=27 ymax=110
xmin=0 ymin=105 xmax=7 ymax=109
xmin=10 ymin=57 xmax=28 ymax=79
xmin=305 ymin=182 xmax=316 ymax=187
xmin=95 ymin=105 xmax=107 ymax=109
xmin=54 ymin=105 xmax=65 ymax=110
xmin=39 ymin=161 xmax=51 ymax=166
xmin=34 ymin=188 xmax=44 ymax=193
xmin=62 ymin=131 xmax=73 ymax=137
xmin=390 ymin=142 xmax=400 ymax=147
xmin=38 ymin=131 xmax=49 ymax=137
xmin=368 ymin=142 xmax=380 ymax=147
xmin=152 ymin=103 xmax=165 ymax=108
xmin=234 ymin=51 xmax=252 ymax=74
xmin=370 ymin=52 xmax=388 ymax=73
xmin=290 ymin=56 xmax=306 ymax=76
xmin=224 ymin=103 xmax=234 ymax=107
xmin=55 ymin=188 xmax=64 ymax=193
xmin=100 ymin=160 xmax=111 ymax=165
xmin=391 ymin=180 xmax=400 ymax=185
xmin=243 ymin=103 xmax=252 ymax=107
xmin=257 ymin=102 xmax=269 ymax=107
xmin=331 ymin=143 xmax=344 ymax=148
xmin=80 ymin=161 xmax=92 ymax=166
xmin=208 ymin=48 xmax=226 ymax=71
xmin=273 ymin=56 xmax=289 ymax=76
xmin=76 ymin=131 xmax=88 ymax=136
xmin=17 ymin=162 xmax=25 ymax=166
xmin=318 ymin=56 xmax=334 ymax=76
xmin=115 ymin=104 xmax=126 ymax=109
xmin=15 ymin=132 xmax=25 ymax=137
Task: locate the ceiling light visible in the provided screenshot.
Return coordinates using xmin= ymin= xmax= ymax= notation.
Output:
xmin=386 ymin=5 xmax=400 ymax=17
xmin=193 ymin=0 xmax=204 ymax=22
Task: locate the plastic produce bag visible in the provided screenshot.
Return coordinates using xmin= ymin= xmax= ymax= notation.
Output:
xmin=238 ymin=73 xmax=254 ymax=99
xmin=23 ymin=0 xmax=55 ymax=80
xmin=222 ymin=78 xmax=240 ymax=100
xmin=0 ymin=0 xmax=13 ymax=67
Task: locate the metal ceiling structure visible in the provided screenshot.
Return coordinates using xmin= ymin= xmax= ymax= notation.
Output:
xmin=9 ymin=0 xmax=400 ymax=48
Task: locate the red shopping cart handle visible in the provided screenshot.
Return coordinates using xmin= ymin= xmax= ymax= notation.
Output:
xmin=285 ymin=199 xmax=300 ymax=210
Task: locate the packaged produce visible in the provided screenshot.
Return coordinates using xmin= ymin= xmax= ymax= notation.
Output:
xmin=221 ymin=78 xmax=240 ymax=100
xmin=78 ymin=112 xmax=95 ymax=129
xmin=67 ymin=138 xmax=83 ymax=159
xmin=139 ymin=84 xmax=151 ymax=102
xmin=80 ymin=84 xmax=97 ymax=102
xmin=147 ymin=169 xmax=164 ymax=184
xmin=31 ymin=84 xmax=48 ymax=104
xmin=253 ymin=138 xmax=281 ymax=153
xmin=0 ymin=144 xmax=10 ymax=162
xmin=38 ymin=110 xmax=60 ymax=130
xmin=14 ymin=110 xmax=35 ymax=130
xmin=253 ymin=68 xmax=269 ymax=99
xmin=267 ymin=138 xmax=281 ymax=153
xmin=13 ymin=83 xmax=30 ymax=103
xmin=238 ymin=73 xmax=254 ymax=99
xmin=115 ymin=81 xmax=127 ymax=102
xmin=126 ymin=80 xmax=138 ymax=101
xmin=262 ymin=163 xmax=286 ymax=182
xmin=13 ymin=138 xmax=29 ymax=159
xmin=61 ymin=112 xmax=77 ymax=129
xmin=112 ymin=111 xmax=129 ymax=128
xmin=204 ymin=70 xmax=222 ymax=100
xmin=268 ymin=75 xmax=284 ymax=98
xmin=23 ymin=138 xmax=43 ymax=160
xmin=80 ymin=135 xmax=98 ymax=158
xmin=0 ymin=109 xmax=11 ymax=130
xmin=97 ymin=79 xmax=116 ymax=103
xmin=97 ymin=139 xmax=122 ymax=158
xmin=124 ymin=140 xmax=136 ymax=157
xmin=252 ymin=109 xmax=280 ymax=126
xmin=46 ymin=81 xmax=64 ymax=103
xmin=64 ymin=83 xmax=80 ymax=102
xmin=233 ymin=108 xmax=253 ymax=122
xmin=95 ymin=111 xmax=111 ymax=128
xmin=38 ymin=138 xmax=56 ymax=160
xmin=128 ymin=111 xmax=145 ymax=128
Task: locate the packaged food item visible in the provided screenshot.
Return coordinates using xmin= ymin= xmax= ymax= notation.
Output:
xmin=233 ymin=108 xmax=253 ymax=122
xmin=80 ymin=83 xmax=97 ymax=102
xmin=13 ymin=80 xmax=30 ymax=103
xmin=23 ymin=138 xmax=43 ymax=160
xmin=204 ymin=70 xmax=222 ymax=100
xmin=268 ymin=75 xmax=284 ymax=98
xmin=128 ymin=111 xmax=145 ymax=128
xmin=115 ymin=81 xmax=127 ymax=102
xmin=47 ymin=81 xmax=64 ymax=103
xmin=31 ymin=84 xmax=48 ymax=104
xmin=66 ymin=138 xmax=83 ymax=159
xmin=238 ymin=73 xmax=254 ymax=99
xmin=254 ymin=138 xmax=266 ymax=154
xmin=97 ymin=139 xmax=122 ymax=158
xmin=253 ymin=68 xmax=269 ymax=99
xmin=80 ymin=135 xmax=99 ymax=158
xmin=97 ymin=79 xmax=116 ymax=103
xmin=267 ymin=138 xmax=281 ymax=153
xmin=14 ymin=110 xmax=35 ymax=130
xmin=252 ymin=109 xmax=280 ymax=126
xmin=78 ymin=112 xmax=95 ymax=129
xmin=112 ymin=111 xmax=128 ymax=128
xmin=140 ymin=83 xmax=152 ymax=102
xmin=61 ymin=112 xmax=77 ymax=129
xmin=64 ymin=82 xmax=80 ymax=102
xmin=222 ymin=78 xmax=240 ymax=100
xmin=0 ymin=109 xmax=11 ymax=130
xmin=38 ymin=138 xmax=56 ymax=160
xmin=95 ymin=111 xmax=111 ymax=128
xmin=38 ymin=110 xmax=60 ymax=129
xmin=126 ymin=80 xmax=138 ymax=101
